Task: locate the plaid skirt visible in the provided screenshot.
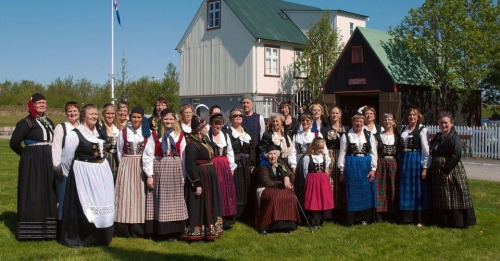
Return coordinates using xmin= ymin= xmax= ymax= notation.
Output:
xmin=399 ymin=151 xmax=430 ymax=210
xmin=376 ymin=157 xmax=398 ymax=212
xmin=146 ymin=156 xmax=188 ymax=223
xmin=430 ymin=157 xmax=473 ymax=210
xmin=345 ymin=155 xmax=377 ymax=212
xmin=115 ymin=155 xmax=146 ymax=223
xmin=213 ymin=156 xmax=237 ymax=217
xmin=255 ymin=187 xmax=300 ymax=230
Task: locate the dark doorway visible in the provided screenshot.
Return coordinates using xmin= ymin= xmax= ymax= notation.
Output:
xmin=336 ymin=93 xmax=379 ymax=127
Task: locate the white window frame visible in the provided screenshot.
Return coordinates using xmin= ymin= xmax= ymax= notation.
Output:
xmin=207 ymin=1 xmax=221 ymax=29
xmin=265 ymin=46 xmax=279 ymax=76
xmin=350 ymin=22 xmax=354 ymax=35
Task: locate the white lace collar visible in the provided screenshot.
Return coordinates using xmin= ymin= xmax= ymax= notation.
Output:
xmin=230 ymin=126 xmax=251 ymax=143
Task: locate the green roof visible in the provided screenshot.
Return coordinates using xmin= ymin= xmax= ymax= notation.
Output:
xmin=356 ymin=27 xmax=428 ymax=86
xmin=225 ymin=0 xmax=320 ymax=45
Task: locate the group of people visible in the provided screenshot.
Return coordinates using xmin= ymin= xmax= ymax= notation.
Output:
xmin=9 ymin=92 xmax=476 ymax=247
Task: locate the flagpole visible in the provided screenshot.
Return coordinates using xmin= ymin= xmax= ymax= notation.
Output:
xmin=111 ymin=0 xmax=115 ymax=104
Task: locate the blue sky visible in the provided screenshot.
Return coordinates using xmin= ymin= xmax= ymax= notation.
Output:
xmin=0 ymin=0 xmax=423 ymax=86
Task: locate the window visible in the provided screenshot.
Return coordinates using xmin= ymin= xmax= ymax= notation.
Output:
xmin=351 ymin=46 xmax=363 ymax=64
xmin=350 ymin=22 xmax=355 ymax=35
xmin=294 ymin=50 xmax=307 ymax=78
xmin=265 ymin=46 xmax=279 ymax=76
xmin=207 ymin=1 xmax=221 ymax=29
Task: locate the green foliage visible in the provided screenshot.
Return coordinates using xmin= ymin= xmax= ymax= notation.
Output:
xmin=297 ymin=11 xmax=344 ymax=100
xmin=0 ymin=61 xmax=181 ymax=114
xmin=389 ymin=0 xmax=499 ymax=110
xmin=1 ymin=137 xmax=500 ymax=259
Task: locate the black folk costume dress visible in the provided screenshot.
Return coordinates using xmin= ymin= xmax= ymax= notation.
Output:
xmin=325 ymin=124 xmax=347 ymax=222
xmin=208 ymin=129 xmax=237 ymax=228
xmin=181 ymin=134 xmax=223 ymax=241
xmin=114 ymin=126 xmax=148 ymax=237
xmin=103 ymin=123 xmax=119 ymax=182
xmin=288 ymin=129 xmax=330 ymax=204
xmin=142 ymin=129 xmax=188 ymax=237
xmin=227 ymin=127 xmax=255 ymax=220
xmin=375 ymin=132 xmax=399 ymax=221
xmin=429 ymin=129 xmax=476 ymax=228
xmin=10 ymin=115 xmax=57 ymax=240
xmin=338 ymin=129 xmax=378 ymax=226
xmin=255 ymin=163 xmax=300 ymax=232
xmin=59 ymin=126 xmax=115 ymax=247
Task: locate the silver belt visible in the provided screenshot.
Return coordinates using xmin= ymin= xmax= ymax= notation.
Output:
xmin=383 ymin=156 xmax=395 ymax=159
xmin=403 ymin=149 xmax=418 ymax=152
xmin=26 ymin=142 xmax=52 ymax=146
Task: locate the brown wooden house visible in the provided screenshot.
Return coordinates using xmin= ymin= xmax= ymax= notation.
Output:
xmin=321 ymin=27 xmax=481 ymax=127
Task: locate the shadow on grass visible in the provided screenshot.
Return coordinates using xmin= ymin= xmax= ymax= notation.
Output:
xmin=0 ymin=211 xmax=17 ymax=236
xmin=107 ymin=246 xmax=226 ymax=261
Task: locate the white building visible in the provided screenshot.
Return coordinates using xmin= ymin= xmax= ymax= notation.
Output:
xmin=176 ymin=0 xmax=368 ymax=117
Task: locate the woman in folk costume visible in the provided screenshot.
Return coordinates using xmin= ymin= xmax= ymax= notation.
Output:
xmin=255 ymin=145 xmax=300 ymax=235
xmin=142 ymin=109 xmax=188 ymax=240
xmin=114 ymin=106 xmax=151 ymax=237
xmin=179 ymin=104 xmax=194 ymax=141
xmin=279 ymin=101 xmax=299 ymax=140
xmin=429 ymin=112 xmax=476 ymax=228
xmin=51 ymin=102 xmax=80 ymax=229
xmin=101 ymin=103 xmax=119 ymax=181
xmin=398 ymin=107 xmax=431 ymax=227
xmin=207 ymin=113 xmax=238 ymax=229
xmin=338 ymin=114 xmax=377 ymax=226
xmin=115 ymin=101 xmax=129 ymax=131
xmin=288 ymin=111 xmax=330 ymax=203
xmin=181 ymin=116 xmax=223 ymax=241
xmin=325 ymin=105 xmax=347 ymax=223
xmin=59 ymin=104 xmax=115 ymax=247
xmin=309 ymin=103 xmax=328 ymax=138
xmin=300 ymin=137 xmax=333 ymax=228
xmin=10 ymin=93 xmax=57 ymax=240
xmin=375 ymin=113 xmax=399 ymax=222
xmin=227 ymin=108 xmax=255 ymax=220
xmin=259 ymin=113 xmax=293 ymax=166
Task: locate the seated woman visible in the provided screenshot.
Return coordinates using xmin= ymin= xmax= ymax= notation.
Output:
xmin=255 ymin=145 xmax=300 ymax=235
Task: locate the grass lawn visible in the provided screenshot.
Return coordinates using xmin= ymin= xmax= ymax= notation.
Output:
xmin=1 ymin=139 xmax=499 ymax=260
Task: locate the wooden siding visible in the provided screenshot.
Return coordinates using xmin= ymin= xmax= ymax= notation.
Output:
xmin=179 ymin=1 xmax=255 ymax=97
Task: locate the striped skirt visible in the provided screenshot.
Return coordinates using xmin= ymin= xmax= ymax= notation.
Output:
xmin=399 ymin=151 xmax=430 ymax=210
xmin=329 ymin=149 xmax=345 ymax=210
xmin=145 ymin=156 xmax=188 ymax=235
xmin=345 ymin=155 xmax=377 ymax=212
xmin=376 ymin=157 xmax=398 ymax=212
xmin=115 ymin=155 xmax=146 ymax=224
xmin=255 ymin=187 xmax=300 ymax=230
xmin=213 ymin=156 xmax=237 ymax=217
xmin=304 ymin=172 xmax=334 ymax=211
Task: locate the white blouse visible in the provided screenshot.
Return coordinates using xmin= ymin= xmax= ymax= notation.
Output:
xmin=142 ymin=131 xmax=186 ymax=177
xmin=400 ymin=124 xmax=430 ymax=168
xmin=337 ymin=129 xmax=378 ymax=172
xmin=208 ymin=132 xmax=237 ymax=171
xmin=52 ymin=121 xmax=79 ymax=172
xmin=116 ymin=126 xmax=145 ymax=162
xmin=301 ymin=154 xmax=331 ymax=179
xmin=288 ymin=129 xmax=330 ymax=169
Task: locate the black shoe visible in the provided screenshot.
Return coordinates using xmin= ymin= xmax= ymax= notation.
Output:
xmin=260 ymin=230 xmax=268 ymax=235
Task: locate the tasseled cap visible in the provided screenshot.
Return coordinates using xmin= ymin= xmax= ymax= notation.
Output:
xmin=191 ymin=115 xmax=207 ymax=134
xmin=266 ymin=144 xmax=281 ymax=153
xmin=130 ymin=106 xmax=145 ymax=117
xmin=28 ymin=92 xmax=46 ymax=118
xmin=209 ymin=113 xmax=224 ymax=124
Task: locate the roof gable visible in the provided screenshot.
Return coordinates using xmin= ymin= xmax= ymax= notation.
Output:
xmin=356 ymin=27 xmax=428 ymax=86
xmin=224 ymin=0 xmax=319 ymax=44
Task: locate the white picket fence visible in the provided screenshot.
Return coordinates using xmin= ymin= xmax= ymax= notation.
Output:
xmin=426 ymin=125 xmax=500 ymax=159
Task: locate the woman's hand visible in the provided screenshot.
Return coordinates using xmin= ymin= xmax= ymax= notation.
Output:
xmin=147 ymin=176 xmax=154 ymax=189
xmin=195 ymin=186 xmax=202 ymax=196
xmin=367 ymin=170 xmax=376 ymax=182
xmin=284 ymin=176 xmax=293 ymax=189
xmin=421 ymin=168 xmax=427 ymax=179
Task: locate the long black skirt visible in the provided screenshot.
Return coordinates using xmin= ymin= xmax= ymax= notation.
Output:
xmin=17 ymin=145 xmax=57 ymax=240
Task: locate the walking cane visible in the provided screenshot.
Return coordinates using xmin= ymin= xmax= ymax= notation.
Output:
xmin=295 ymin=195 xmax=314 ymax=234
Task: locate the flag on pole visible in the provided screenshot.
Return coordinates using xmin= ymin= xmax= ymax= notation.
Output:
xmin=114 ymin=0 xmax=122 ymax=26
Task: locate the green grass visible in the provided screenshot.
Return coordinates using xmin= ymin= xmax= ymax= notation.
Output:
xmin=1 ymin=139 xmax=499 ymax=260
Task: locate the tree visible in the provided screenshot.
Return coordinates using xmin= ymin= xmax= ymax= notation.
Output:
xmin=389 ymin=0 xmax=499 ymax=111
xmin=296 ymin=11 xmax=344 ymax=101
xmin=161 ymin=62 xmax=181 ymax=111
